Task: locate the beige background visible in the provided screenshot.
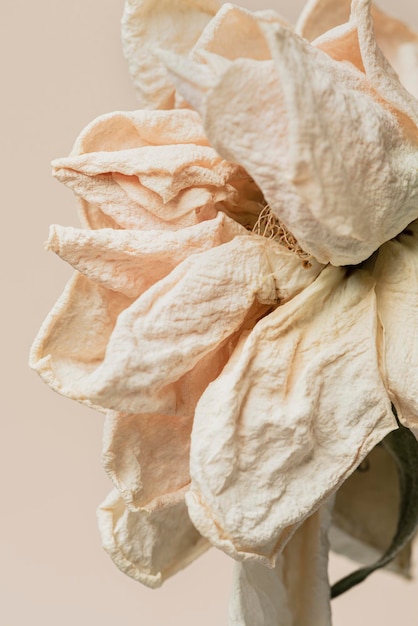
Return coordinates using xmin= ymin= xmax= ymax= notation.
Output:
xmin=2 ymin=0 xmax=418 ymax=624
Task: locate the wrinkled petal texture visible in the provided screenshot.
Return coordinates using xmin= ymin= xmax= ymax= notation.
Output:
xmin=54 ymin=108 xmax=261 ymax=231
xmin=375 ymin=223 xmax=418 ymax=433
xmin=102 ymin=411 xmax=193 ymax=511
xmin=122 ymin=0 xmax=220 ymax=109
xmin=78 ymin=237 xmax=322 ymax=414
xmin=98 ymin=488 xmax=208 ymax=589
xmin=187 ymin=265 xmax=396 ymax=563
xmin=168 ymin=16 xmax=418 ymax=266
xmin=229 ymin=500 xmax=333 ymax=626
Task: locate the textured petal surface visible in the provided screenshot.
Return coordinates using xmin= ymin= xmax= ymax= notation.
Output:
xmin=296 ymin=0 xmax=351 ymax=40
xmin=191 ymin=3 xmax=287 ymax=62
xmin=102 ymin=411 xmax=193 ymax=510
xmin=122 ymin=0 xmax=220 ymax=109
xmin=29 ymin=273 xmax=132 ymax=406
xmin=98 ymin=488 xmax=208 ymax=589
xmin=78 ymin=237 xmax=322 ymax=414
xmin=168 ymin=23 xmax=418 ymax=265
xmin=374 ymin=224 xmax=418 ymax=431
xmin=331 ymin=444 xmax=412 ymax=578
xmin=186 ymin=265 xmax=396 ymax=563
xmin=229 ymin=501 xmax=333 ymax=626
xmin=46 ymin=212 xmax=245 ymax=297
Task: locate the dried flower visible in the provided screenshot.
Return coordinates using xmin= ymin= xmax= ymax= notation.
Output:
xmin=30 ymin=0 xmax=418 ymax=624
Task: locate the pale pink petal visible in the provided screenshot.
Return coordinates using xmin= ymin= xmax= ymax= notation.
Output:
xmin=78 ymin=237 xmax=322 ymax=414
xmin=186 ymin=265 xmax=396 ymax=563
xmin=70 ymin=109 xmax=209 ymax=156
xmin=102 ymin=411 xmax=193 ymax=511
xmin=374 ymin=223 xmax=418 ymax=432
xmin=350 ymin=0 xmax=418 ymax=127
xmin=296 ymin=0 xmax=351 ymax=41
xmin=191 ymin=3 xmax=288 ymax=63
xmin=167 ymin=24 xmax=418 ymax=265
xmin=331 ymin=444 xmax=412 ymax=578
xmin=97 ymin=488 xmax=208 ymax=589
xmin=371 ymin=4 xmax=418 ymax=100
xmin=229 ymin=501 xmax=333 ymax=626
xmin=29 ymin=273 xmax=132 ymax=407
xmin=46 ymin=212 xmax=246 ymax=297
xmin=121 ymin=0 xmax=220 ymax=109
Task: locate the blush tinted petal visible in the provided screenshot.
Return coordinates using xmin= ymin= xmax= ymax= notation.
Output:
xmin=78 ymin=237 xmax=322 ymax=414
xmin=374 ymin=224 xmax=418 ymax=432
xmin=186 ymin=265 xmax=396 ymax=563
xmin=122 ymin=0 xmax=220 ymax=109
xmin=46 ymin=212 xmax=245 ymax=297
xmin=98 ymin=489 xmax=208 ymax=589
xmin=102 ymin=411 xmax=193 ymax=511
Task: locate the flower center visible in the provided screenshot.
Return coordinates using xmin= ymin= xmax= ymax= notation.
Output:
xmin=251 ymin=204 xmax=312 ymax=268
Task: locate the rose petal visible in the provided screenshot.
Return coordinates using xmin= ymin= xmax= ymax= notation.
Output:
xmin=370 ymin=4 xmax=418 ymax=100
xmin=374 ymin=223 xmax=418 ymax=432
xmin=167 ymin=23 xmax=418 ymax=265
xmin=102 ymin=411 xmax=193 ymax=511
xmin=79 ymin=236 xmax=322 ymax=414
xmin=229 ymin=501 xmax=333 ymax=626
xmin=121 ymin=0 xmax=220 ymax=109
xmin=191 ymin=3 xmax=287 ymax=63
xmin=186 ymin=265 xmax=396 ymax=563
xmin=29 ymin=273 xmax=132 ymax=406
xmin=330 ymin=444 xmax=412 ymax=578
xmin=71 ymin=109 xmax=209 ymax=156
xmin=46 ymin=212 xmax=246 ymax=297
xmin=350 ymin=0 xmax=418 ymax=127
xmin=97 ymin=488 xmax=208 ymax=589
xmin=296 ymin=0 xmax=351 ymax=41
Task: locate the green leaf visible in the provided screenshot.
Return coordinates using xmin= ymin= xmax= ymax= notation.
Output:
xmin=331 ymin=408 xmax=418 ymax=599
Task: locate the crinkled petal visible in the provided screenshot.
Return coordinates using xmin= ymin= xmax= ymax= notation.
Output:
xmin=229 ymin=500 xmax=333 ymax=626
xmin=331 ymin=444 xmax=412 ymax=578
xmin=374 ymin=224 xmax=418 ymax=433
xmin=296 ymin=0 xmax=351 ymax=41
xmin=29 ymin=273 xmax=132 ymax=406
xmin=78 ymin=237 xmax=322 ymax=414
xmin=102 ymin=411 xmax=193 ymax=511
xmin=46 ymin=212 xmax=245 ymax=297
xmin=370 ymin=4 xmax=418 ymax=100
xmin=186 ymin=265 xmax=396 ymax=564
xmin=167 ymin=23 xmax=418 ymax=265
xmin=350 ymin=0 xmax=418 ymax=127
xmin=52 ymin=143 xmax=243 ymax=230
xmin=97 ymin=488 xmax=208 ymax=589
xmin=191 ymin=3 xmax=287 ymax=63
xmin=70 ymin=108 xmax=209 ymax=156
xmin=122 ymin=0 xmax=220 ymax=109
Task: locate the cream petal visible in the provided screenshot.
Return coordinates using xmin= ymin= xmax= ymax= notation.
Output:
xmin=102 ymin=411 xmax=193 ymax=511
xmin=79 ymin=236 xmax=322 ymax=414
xmin=371 ymin=4 xmax=418 ymax=100
xmin=374 ymin=224 xmax=418 ymax=431
xmin=53 ymin=143 xmax=241 ymax=227
xmin=29 ymin=273 xmax=132 ymax=407
xmin=191 ymin=3 xmax=287 ymax=63
xmin=70 ymin=108 xmax=209 ymax=155
xmin=121 ymin=0 xmax=220 ymax=109
xmin=170 ymin=23 xmax=418 ymax=265
xmin=331 ymin=444 xmax=412 ymax=578
xmin=186 ymin=265 xmax=396 ymax=564
xmin=97 ymin=488 xmax=209 ymax=589
xmin=350 ymin=0 xmax=418 ymax=127
xmin=229 ymin=501 xmax=333 ymax=626
xmin=296 ymin=0 xmax=351 ymax=41
xmin=46 ymin=212 xmax=245 ymax=297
